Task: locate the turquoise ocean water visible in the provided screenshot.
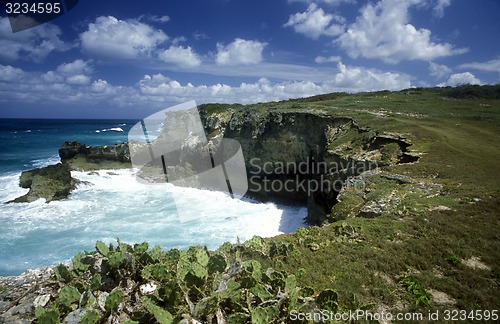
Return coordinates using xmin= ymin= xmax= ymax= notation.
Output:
xmin=0 ymin=119 xmax=305 ymax=276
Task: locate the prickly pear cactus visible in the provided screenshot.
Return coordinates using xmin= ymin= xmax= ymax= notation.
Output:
xmin=54 ymin=263 xmax=73 ymax=283
xmin=108 ymin=251 xmax=126 ymax=269
xmin=142 ymin=263 xmax=172 ymax=282
xmin=141 ymin=296 xmax=174 ymax=324
xmin=194 ymin=246 xmax=210 ymax=267
xmin=56 ymin=285 xmax=81 ymax=311
xmin=207 ymin=254 xmax=227 ymax=274
xmin=104 ymin=289 xmax=124 ymax=312
xmin=251 ymin=305 xmax=279 ymax=324
xmin=35 ymin=307 xmax=60 ymax=324
xmin=80 ymin=310 xmax=101 ymax=324
xmin=72 ymin=252 xmax=91 ymax=273
xmin=95 ymin=241 xmax=110 ymax=257
xmin=35 ymin=238 xmax=342 ymax=324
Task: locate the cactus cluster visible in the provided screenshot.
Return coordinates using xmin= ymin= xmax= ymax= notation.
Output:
xmin=35 ymin=237 xmax=339 ymax=323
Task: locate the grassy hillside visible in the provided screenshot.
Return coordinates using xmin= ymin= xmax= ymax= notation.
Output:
xmin=247 ymin=85 xmax=500 ymax=309
xmin=29 ymin=85 xmax=500 ymax=323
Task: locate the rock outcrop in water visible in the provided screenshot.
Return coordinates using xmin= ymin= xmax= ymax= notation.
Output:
xmin=59 ymin=141 xmax=131 ymax=170
xmin=7 ymin=163 xmax=78 ymax=203
xmin=7 ymin=142 xmax=131 ymax=204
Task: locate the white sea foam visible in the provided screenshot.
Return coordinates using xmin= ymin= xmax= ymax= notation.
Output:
xmin=0 ymin=173 xmax=29 ymax=202
xmin=0 ymin=167 xmax=306 ymax=275
xmin=95 ymin=127 xmax=124 ymax=133
xmin=31 ymin=155 xmax=61 ymax=168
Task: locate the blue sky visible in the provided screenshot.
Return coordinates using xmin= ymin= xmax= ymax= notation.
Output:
xmin=0 ymin=0 xmax=499 ymax=119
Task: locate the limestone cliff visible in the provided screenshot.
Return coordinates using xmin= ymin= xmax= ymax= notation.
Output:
xmin=199 ymin=105 xmax=419 ymax=224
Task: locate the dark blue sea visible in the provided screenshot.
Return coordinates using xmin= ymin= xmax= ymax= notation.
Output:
xmin=0 ymin=119 xmax=305 ymax=276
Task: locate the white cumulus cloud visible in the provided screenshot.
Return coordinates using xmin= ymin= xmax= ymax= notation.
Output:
xmin=0 ymin=62 xmax=412 ymax=114
xmin=0 ymin=17 xmax=69 ymax=63
xmin=147 ymin=15 xmax=170 ymax=23
xmin=216 ymin=38 xmax=267 ymax=65
xmin=51 ymin=60 xmax=93 ymax=86
xmin=332 ymin=62 xmax=411 ymax=91
xmin=56 ymin=59 xmax=93 ymax=76
xmin=80 ymin=16 xmax=168 ymax=59
xmin=439 ymin=72 xmax=481 ymax=87
xmin=337 ymin=0 xmax=467 ymax=63
xmin=0 ymin=64 xmax=25 ymax=81
xmin=158 ymin=46 xmax=202 ymax=68
xmin=137 ymin=63 xmax=410 ymax=105
xmin=66 ymin=74 xmax=91 ymax=85
xmin=284 ymin=4 xmax=345 ymax=39
xmin=459 ymin=57 xmax=500 ymax=75
xmin=315 ymin=55 xmax=342 ymax=63
xmin=429 ymin=62 xmax=452 ymax=79
xmin=433 ymin=0 xmax=452 ymax=18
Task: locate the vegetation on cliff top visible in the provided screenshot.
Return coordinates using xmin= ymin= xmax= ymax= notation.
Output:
xmin=10 ymin=85 xmax=500 ymax=322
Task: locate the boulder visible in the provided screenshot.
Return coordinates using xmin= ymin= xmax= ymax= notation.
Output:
xmin=58 ymin=141 xmax=85 ymax=160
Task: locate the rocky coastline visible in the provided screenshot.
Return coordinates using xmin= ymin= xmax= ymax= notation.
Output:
xmin=7 ymin=108 xmax=419 ymax=223
xmin=1 ymin=107 xmax=423 ymax=323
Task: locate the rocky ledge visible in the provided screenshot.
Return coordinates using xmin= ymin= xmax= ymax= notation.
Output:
xmin=0 ymin=267 xmax=55 ymax=324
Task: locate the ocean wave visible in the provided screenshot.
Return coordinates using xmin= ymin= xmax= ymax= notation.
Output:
xmin=95 ymin=127 xmax=124 ymax=133
xmin=31 ymin=155 xmax=61 ymax=168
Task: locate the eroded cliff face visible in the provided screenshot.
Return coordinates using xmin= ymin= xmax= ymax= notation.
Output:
xmin=200 ymin=106 xmax=419 ymax=224
xmin=8 ymin=107 xmax=419 ymax=221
